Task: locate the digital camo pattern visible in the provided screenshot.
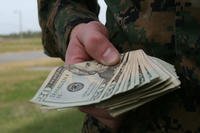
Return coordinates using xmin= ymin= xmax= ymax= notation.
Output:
xmin=38 ymin=0 xmax=200 ymax=133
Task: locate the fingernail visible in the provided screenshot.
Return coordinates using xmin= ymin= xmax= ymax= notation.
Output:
xmin=102 ymin=48 xmax=120 ymax=65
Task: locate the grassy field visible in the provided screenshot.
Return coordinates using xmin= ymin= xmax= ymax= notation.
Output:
xmin=0 ymin=37 xmax=42 ymax=53
xmin=0 ymin=37 xmax=85 ymax=133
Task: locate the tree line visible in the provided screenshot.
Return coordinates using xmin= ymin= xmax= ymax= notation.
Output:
xmin=0 ymin=31 xmax=41 ymax=38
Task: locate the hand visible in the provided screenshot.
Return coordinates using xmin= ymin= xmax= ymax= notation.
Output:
xmin=65 ymin=21 xmax=120 ymax=65
xmin=65 ymin=21 xmax=121 ymax=131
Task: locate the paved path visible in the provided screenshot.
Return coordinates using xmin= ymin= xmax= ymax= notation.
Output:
xmin=0 ymin=51 xmax=49 ymax=64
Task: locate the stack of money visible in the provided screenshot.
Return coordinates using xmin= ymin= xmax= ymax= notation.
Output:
xmin=31 ymin=50 xmax=180 ymax=117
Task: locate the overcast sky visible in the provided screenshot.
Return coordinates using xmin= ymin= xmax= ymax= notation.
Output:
xmin=0 ymin=0 xmax=40 ymax=34
xmin=0 ymin=0 xmax=106 ymax=35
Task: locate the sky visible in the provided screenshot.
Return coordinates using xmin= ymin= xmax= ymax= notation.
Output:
xmin=0 ymin=0 xmax=107 ymax=35
xmin=0 ymin=0 xmax=40 ymax=35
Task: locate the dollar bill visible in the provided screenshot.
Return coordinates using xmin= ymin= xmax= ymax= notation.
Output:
xmin=31 ymin=49 xmax=181 ymax=116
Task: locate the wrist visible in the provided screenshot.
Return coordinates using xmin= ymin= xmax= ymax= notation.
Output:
xmin=70 ymin=20 xmax=100 ymax=39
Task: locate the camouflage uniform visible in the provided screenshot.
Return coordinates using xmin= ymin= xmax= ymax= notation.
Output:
xmin=38 ymin=0 xmax=200 ymax=132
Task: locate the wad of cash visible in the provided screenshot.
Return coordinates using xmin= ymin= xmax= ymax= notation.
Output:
xmin=31 ymin=49 xmax=180 ymax=117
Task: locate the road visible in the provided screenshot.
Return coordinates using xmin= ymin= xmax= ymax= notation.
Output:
xmin=0 ymin=51 xmax=49 ymax=64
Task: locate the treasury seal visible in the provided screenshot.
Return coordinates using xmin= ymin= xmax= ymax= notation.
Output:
xmin=67 ymin=82 xmax=84 ymax=92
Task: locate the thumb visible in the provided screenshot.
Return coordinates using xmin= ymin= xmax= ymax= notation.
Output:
xmin=79 ymin=32 xmax=120 ymax=65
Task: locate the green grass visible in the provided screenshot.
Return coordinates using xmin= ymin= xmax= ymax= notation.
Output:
xmin=0 ymin=69 xmax=83 ymax=133
xmin=0 ymin=58 xmax=85 ymax=133
xmin=0 ymin=68 xmax=85 ymax=133
xmin=0 ymin=37 xmax=42 ymax=53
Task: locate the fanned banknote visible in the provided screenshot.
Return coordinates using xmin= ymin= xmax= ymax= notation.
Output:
xmin=31 ymin=50 xmax=181 ymax=116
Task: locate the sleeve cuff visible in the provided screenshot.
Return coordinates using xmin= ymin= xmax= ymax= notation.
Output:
xmin=54 ymin=13 xmax=98 ymax=60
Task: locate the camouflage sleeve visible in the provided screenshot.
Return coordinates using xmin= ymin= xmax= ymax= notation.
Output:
xmin=37 ymin=0 xmax=100 ymax=60
xmin=82 ymin=115 xmax=113 ymax=133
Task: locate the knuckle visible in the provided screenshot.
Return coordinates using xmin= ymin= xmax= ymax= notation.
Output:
xmin=87 ymin=21 xmax=107 ymax=34
xmin=87 ymin=21 xmax=100 ymax=27
xmin=87 ymin=34 xmax=104 ymax=45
